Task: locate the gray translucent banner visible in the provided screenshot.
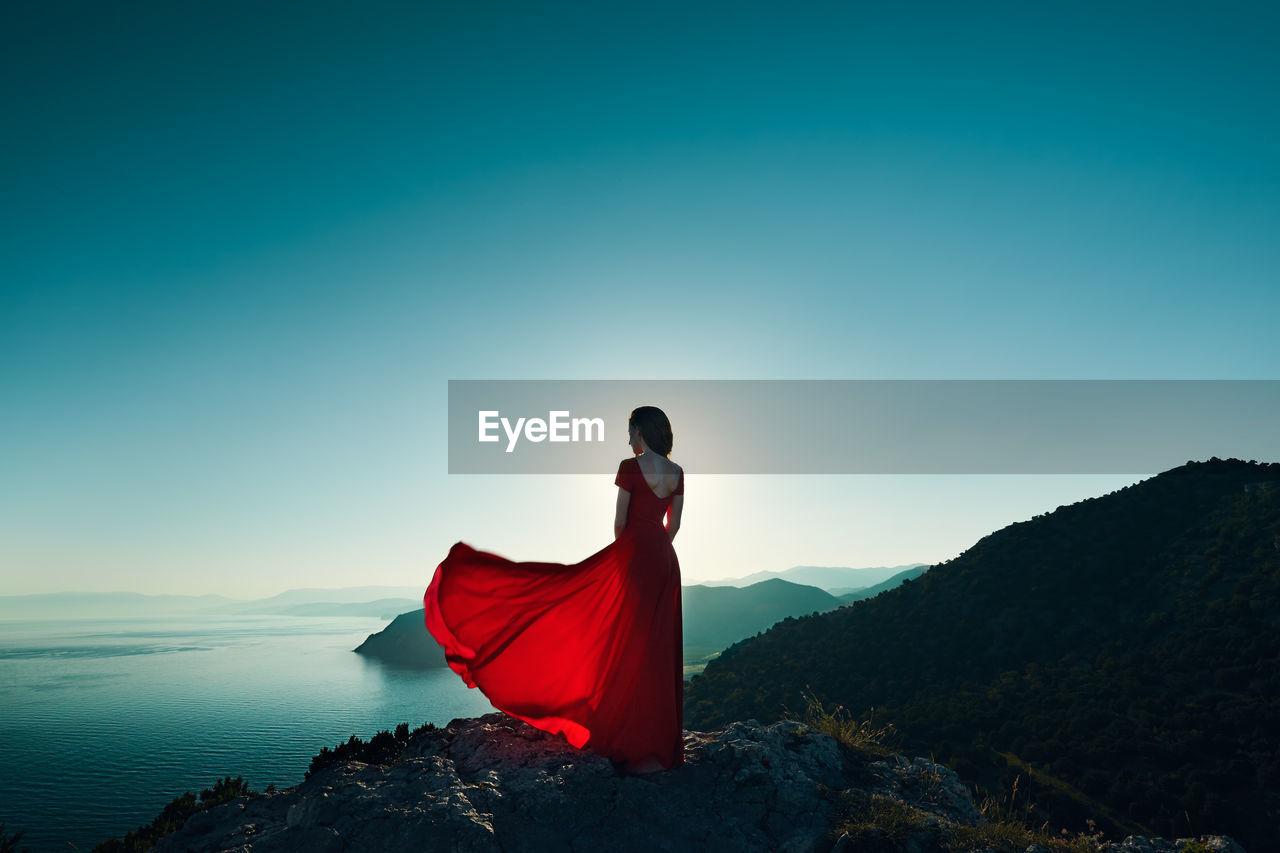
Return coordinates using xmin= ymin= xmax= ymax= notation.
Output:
xmin=447 ymin=380 xmax=1280 ymax=474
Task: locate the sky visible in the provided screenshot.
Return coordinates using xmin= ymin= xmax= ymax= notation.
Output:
xmin=2 ymin=1 xmax=1278 ymax=598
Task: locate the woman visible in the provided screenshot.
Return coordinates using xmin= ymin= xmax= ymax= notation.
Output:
xmin=423 ymin=405 xmax=685 ymax=774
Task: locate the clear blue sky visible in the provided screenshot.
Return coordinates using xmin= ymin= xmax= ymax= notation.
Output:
xmin=2 ymin=1 xmax=1277 ymax=597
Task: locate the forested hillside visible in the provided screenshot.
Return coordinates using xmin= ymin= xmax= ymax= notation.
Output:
xmin=684 ymin=457 xmax=1280 ymax=850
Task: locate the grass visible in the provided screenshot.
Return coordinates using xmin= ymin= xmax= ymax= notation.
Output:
xmin=996 ymin=750 xmax=1150 ymax=840
xmin=831 ymin=791 xmax=946 ymax=850
xmin=682 ymin=646 xmax=723 ymax=679
xmin=829 ymin=776 xmax=1110 ymax=853
xmin=788 ymin=688 xmax=899 ymax=757
xmin=792 ymin=690 xmax=1114 ymax=852
xmin=947 ymin=774 xmax=1107 ymax=853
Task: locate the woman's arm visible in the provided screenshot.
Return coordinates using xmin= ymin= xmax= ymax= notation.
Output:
xmin=614 ymin=487 xmax=631 ymax=539
xmin=666 ymin=494 xmax=683 ymax=543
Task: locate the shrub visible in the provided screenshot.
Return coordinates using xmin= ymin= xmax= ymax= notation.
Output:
xmin=306 ymin=720 xmax=437 ymax=778
xmin=92 ymin=776 xmax=254 ymax=853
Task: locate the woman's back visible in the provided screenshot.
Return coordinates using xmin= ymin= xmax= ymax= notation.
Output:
xmin=635 ymin=454 xmax=683 ymax=499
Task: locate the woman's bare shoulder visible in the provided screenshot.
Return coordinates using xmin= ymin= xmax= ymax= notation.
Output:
xmin=633 ymin=454 xmax=682 ymax=475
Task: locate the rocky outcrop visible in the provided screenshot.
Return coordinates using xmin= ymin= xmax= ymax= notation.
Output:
xmin=150 ymin=713 xmax=1246 ymax=853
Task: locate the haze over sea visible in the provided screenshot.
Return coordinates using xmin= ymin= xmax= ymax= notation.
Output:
xmin=0 ymin=614 xmax=495 ymax=852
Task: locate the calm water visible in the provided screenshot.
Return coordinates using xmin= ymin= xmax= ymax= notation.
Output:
xmin=0 ymin=615 xmax=497 ymax=852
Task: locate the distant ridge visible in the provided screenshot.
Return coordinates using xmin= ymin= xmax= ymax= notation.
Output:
xmin=233 ymin=586 xmax=424 ymax=608
xmin=355 ymin=578 xmax=847 ymax=672
xmin=0 ymin=591 xmax=243 ymax=618
xmin=835 ymin=566 xmax=928 ymax=603
xmin=230 ymin=587 xmax=423 ymax=614
xmin=0 ymin=586 xmax=425 ymax=619
xmin=701 ymin=563 xmax=929 ymax=592
xmin=681 ymin=578 xmax=842 ymax=648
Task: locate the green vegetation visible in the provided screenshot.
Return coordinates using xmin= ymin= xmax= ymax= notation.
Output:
xmin=832 ymin=790 xmax=947 ymax=850
xmin=93 ymin=776 xmax=254 ymax=853
xmin=994 ymin=751 xmax=1144 ymax=839
xmin=352 ymin=610 xmax=449 ymax=667
xmin=94 ymin=720 xmax=440 ymax=852
xmin=1177 ymin=843 xmax=1213 ymax=853
xmin=836 ymin=567 xmax=927 ymax=605
xmin=792 ymin=688 xmax=899 ymax=757
xmin=681 ymin=578 xmax=842 ymax=648
xmin=800 ymin=689 xmax=1109 ymax=851
xmin=831 ymin=774 xmax=1110 ymax=853
xmin=687 ymin=457 xmax=1280 ymax=851
xmin=307 ymin=720 xmax=437 ymax=778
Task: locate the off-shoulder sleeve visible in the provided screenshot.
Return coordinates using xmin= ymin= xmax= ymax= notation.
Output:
xmin=674 ymin=468 xmax=684 ymax=495
xmin=615 ymin=458 xmax=633 ymax=492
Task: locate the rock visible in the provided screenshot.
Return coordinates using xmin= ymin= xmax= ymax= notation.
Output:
xmin=148 ymin=713 xmax=1248 ymax=853
xmin=1098 ymin=836 xmax=1248 ymax=853
xmin=864 ymin=753 xmax=982 ymax=825
xmin=1180 ymin=839 xmax=1247 ymax=853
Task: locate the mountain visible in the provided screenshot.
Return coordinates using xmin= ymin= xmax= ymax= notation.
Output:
xmin=354 ymin=579 xmax=844 ymax=671
xmin=0 ymin=587 xmax=424 ymax=619
xmin=683 ymin=457 xmax=1280 ymax=850
xmin=274 ymin=598 xmax=419 ymax=618
xmin=227 ymin=586 xmax=425 ymax=613
xmin=701 ymin=563 xmax=929 ymax=592
xmin=0 ymin=591 xmax=242 ymax=619
xmin=835 ymin=566 xmax=928 ymax=603
xmin=352 ymin=609 xmax=448 ymax=667
xmin=681 ymin=578 xmax=842 ymax=648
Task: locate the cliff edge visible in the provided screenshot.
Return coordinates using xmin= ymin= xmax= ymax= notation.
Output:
xmin=144 ymin=713 xmax=1245 ymax=853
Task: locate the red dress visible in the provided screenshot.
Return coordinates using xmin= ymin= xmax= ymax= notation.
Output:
xmin=423 ymin=456 xmax=685 ymax=771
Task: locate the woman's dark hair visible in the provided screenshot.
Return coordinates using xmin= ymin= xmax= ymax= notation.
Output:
xmin=629 ymin=406 xmax=674 ymax=458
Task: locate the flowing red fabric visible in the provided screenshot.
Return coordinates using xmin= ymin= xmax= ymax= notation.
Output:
xmin=423 ymin=457 xmax=685 ymax=770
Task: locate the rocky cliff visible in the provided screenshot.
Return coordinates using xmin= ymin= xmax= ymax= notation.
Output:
xmin=146 ymin=713 xmax=1246 ymax=853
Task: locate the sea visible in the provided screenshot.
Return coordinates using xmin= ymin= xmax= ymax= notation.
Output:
xmin=0 ymin=615 xmax=497 ymax=852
